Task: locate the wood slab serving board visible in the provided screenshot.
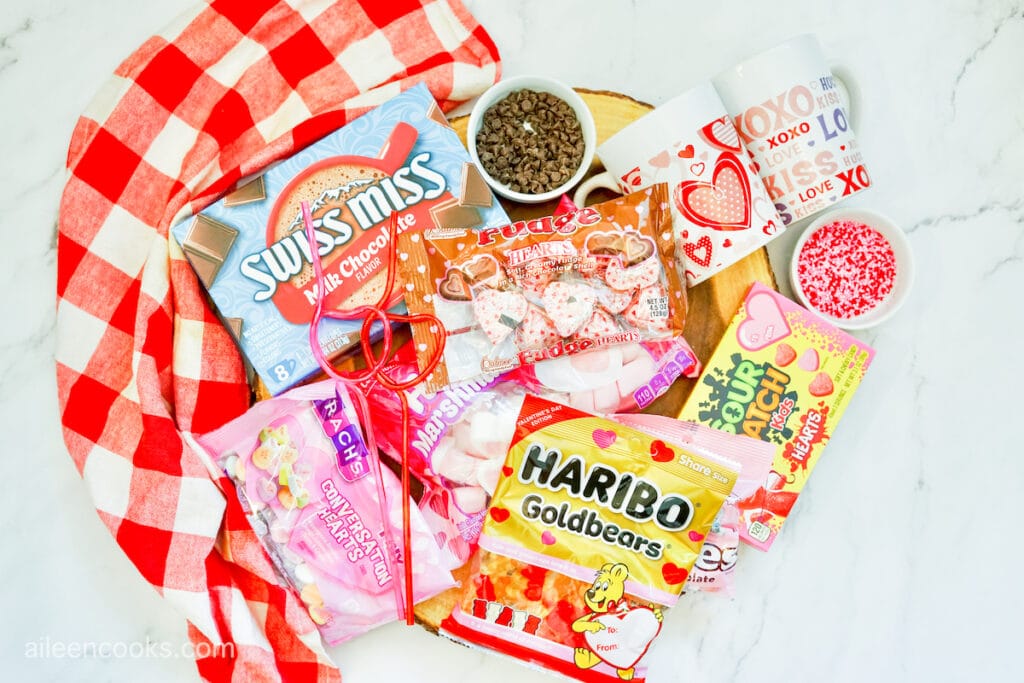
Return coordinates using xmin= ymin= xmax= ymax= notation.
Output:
xmin=450 ymin=89 xmax=777 ymax=414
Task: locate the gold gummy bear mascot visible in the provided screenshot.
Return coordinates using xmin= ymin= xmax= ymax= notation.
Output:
xmin=572 ymin=562 xmax=664 ymax=680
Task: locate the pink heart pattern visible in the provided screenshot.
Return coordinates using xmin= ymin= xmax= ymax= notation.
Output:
xmin=648 ymin=150 xmax=671 ymax=169
xmin=542 ymin=281 xmax=597 ymax=337
xmin=736 ymin=290 xmax=791 ymax=350
xmin=592 ymin=429 xmax=617 ymax=448
xmin=473 ymin=289 xmax=527 ymax=344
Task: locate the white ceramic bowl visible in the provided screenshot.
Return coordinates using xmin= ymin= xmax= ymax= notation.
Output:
xmin=467 ymin=75 xmax=597 ymax=204
xmin=789 ymin=208 xmax=914 ymax=330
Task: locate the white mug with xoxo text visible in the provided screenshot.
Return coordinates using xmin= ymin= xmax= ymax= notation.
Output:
xmin=574 ymin=82 xmax=783 ymax=286
xmin=712 ymin=34 xmax=868 ymax=225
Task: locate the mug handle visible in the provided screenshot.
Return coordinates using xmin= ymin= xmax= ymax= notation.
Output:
xmin=573 ymin=171 xmax=620 ymax=207
xmin=829 ymin=63 xmax=861 ymax=128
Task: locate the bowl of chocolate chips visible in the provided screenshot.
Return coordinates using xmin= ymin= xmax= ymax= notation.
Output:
xmin=467 ymin=75 xmax=597 ymax=204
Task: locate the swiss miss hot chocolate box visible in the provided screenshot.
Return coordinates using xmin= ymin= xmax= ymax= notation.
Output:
xmin=677 ymin=282 xmax=874 ymax=550
xmin=171 ymin=84 xmax=510 ymax=395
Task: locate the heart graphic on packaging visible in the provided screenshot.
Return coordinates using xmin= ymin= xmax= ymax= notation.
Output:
xmin=489 ymin=507 xmax=510 ymax=523
xmin=674 ymin=152 xmax=752 ymax=231
xmin=661 ymin=562 xmax=688 ymax=585
xmin=699 ymin=115 xmax=743 ymax=153
xmin=649 ymin=440 xmax=674 ymax=463
xmin=583 ymin=607 xmax=663 ymax=671
xmin=683 ymin=235 xmax=713 ymax=268
xmin=736 ymin=290 xmax=791 ymax=350
xmin=677 ymin=143 xmax=695 ymax=159
xmin=439 ymin=270 xmax=472 ymax=301
xmin=648 ymin=150 xmax=671 ymax=169
xmin=592 ymin=429 xmax=618 ymax=448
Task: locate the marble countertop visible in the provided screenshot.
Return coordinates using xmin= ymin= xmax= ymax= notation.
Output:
xmin=2 ymin=0 xmax=1021 ymax=681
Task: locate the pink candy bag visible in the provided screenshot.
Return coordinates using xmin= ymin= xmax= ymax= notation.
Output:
xmin=199 ymin=381 xmax=455 ymax=644
xmin=611 ymin=414 xmax=774 ymax=594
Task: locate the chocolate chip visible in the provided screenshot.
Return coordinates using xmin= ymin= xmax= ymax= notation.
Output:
xmin=475 ymin=88 xmax=585 ymax=195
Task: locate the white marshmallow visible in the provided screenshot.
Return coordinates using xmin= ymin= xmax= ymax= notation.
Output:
xmin=475 ymin=456 xmax=504 ymax=496
xmin=616 ymin=354 xmax=657 ymax=396
xmin=431 ymin=439 xmax=481 ymax=485
xmin=451 ymin=486 xmax=488 ymax=514
xmin=470 ymin=409 xmax=516 ymax=450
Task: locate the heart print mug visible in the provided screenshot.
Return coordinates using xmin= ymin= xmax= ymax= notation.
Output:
xmin=712 ymin=34 xmax=868 ymax=225
xmin=574 ymin=82 xmax=783 ymax=286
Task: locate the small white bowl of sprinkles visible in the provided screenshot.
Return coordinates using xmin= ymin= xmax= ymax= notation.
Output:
xmin=790 ymin=208 xmax=914 ymax=330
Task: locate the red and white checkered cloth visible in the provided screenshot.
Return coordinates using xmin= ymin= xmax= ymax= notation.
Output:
xmin=55 ymin=1 xmax=500 ymax=680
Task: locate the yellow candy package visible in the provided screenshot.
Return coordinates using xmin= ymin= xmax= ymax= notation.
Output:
xmin=441 ymin=396 xmax=738 ymax=682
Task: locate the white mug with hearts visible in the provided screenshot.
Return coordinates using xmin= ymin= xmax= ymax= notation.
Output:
xmin=574 ymin=82 xmax=783 ymax=286
xmin=713 ymin=34 xmax=868 ymax=225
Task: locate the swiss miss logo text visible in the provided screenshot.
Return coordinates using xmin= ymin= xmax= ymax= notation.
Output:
xmin=240 ymin=153 xmax=445 ymax=302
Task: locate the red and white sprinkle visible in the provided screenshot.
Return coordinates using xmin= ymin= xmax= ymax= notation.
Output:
xmin=796 ymin=220 xmax=896 ymax=320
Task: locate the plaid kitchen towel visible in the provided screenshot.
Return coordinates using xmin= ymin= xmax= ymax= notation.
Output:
xmin=54 ymin=1 xmax=500 ymax=680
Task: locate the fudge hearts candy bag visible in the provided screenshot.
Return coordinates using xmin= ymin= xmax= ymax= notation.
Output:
xmin=440 ymin=396 xmax=738 ymax=683
xmin=199 ymin=381 xmax=454 ymax=644
xmin=397 ymin=184 xmax=688 ymax=393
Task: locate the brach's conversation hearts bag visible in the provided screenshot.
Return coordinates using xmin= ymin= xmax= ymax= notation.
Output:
xmin=678 ymin=282 xmax=875 ymax=550
xmin=398 ymin=185 xmax=688 ymax=393
xmin=199 ymin=381 xmax=455 ymax=644
xmin=441 ymin=396 xmax=738 ymax=683
xmin=171 ymin=84 xmax=510 ymax=395
xmin=612 ymin=415 xmax=774 ymax=594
